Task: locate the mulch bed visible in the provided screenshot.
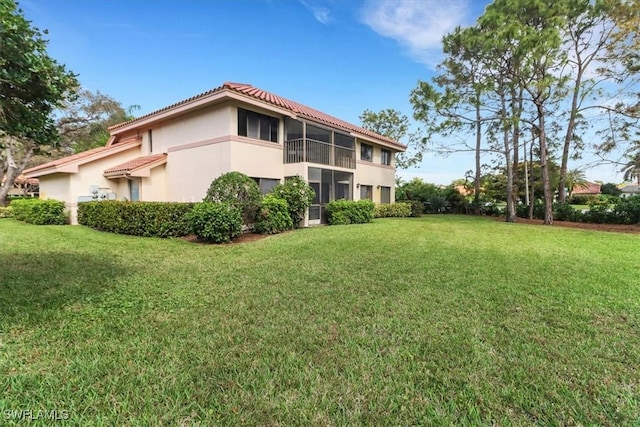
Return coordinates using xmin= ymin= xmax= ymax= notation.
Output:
xmin=492 ymin=216 xmax=640 ymax=234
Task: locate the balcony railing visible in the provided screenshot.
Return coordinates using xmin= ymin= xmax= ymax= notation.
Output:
xmin=284 ymin=138 xmax=355 ymax=169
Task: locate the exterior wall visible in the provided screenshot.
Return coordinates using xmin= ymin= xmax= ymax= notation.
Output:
xmin=145 ymin=105 xmax=233 ymax=154
xmin=229 ymin=139 xmax=283 ymax=180
xmin=165 ymin=141 xmax=233 ymax=202
xmin=38 ymin=173 xmax=70 ymax=202
xmin=141 ymin=164 xmax=167 ymax=201
xmin=355 ymin=138 xmax=397 ymax=203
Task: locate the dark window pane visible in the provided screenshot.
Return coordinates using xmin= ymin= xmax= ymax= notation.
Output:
xmin=285 ymin=118 xmax=303 ymax=140
xmin=307 ymin=124 xmax=331 ymax=143
xmin=361 ymin=143 xmax=373 ymax=162
xmin=238 ymin=108 xmax=248 ymax=137
xmin=309 ymin=205 xmax=320 ymax=220
xmin=335 ymin=133 xmax=354 ymax=149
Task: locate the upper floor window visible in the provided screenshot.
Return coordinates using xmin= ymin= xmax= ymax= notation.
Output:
xmin=148 ymin=130 xmax=153 ymax=153
xmin=381 ymin=149 xmax=391 ymax=166
xmin=361 ymin=143 xmax=373 ymax=162
xmin=238 ymin=108 xmax=278 ymax=143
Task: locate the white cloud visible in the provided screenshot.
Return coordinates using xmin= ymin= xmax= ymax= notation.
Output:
xmin=300 ymin=0 xmax=333 ymax=25
xmin=360 ymin=0 xmax=470 ymax=67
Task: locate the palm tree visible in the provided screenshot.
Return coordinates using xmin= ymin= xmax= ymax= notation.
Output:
xmin=565 ymin=168 xmax=589 ymax=198
xmin=621 ymin=153 xmax=640 ymax=186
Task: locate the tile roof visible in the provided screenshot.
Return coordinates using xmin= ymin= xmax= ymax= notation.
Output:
xmin=109 ymin=82 xmax=406 ymax=149
xmin=573 ymin=181 xmax=601 ymax=194
xmin=103 ymin=153 xmax=167 ymax=176
xmin=24 ymin=145 xmax=110 ymax=174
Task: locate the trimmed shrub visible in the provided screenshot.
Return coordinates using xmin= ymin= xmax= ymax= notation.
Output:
xmin=374 ymin=202 xmax=412 ymax=218
xmin=186 ymin=202 xmax=242 ymax=243
xmin=10 ymin=199 xmax=67 ymax=225
xmin=204 ymin=172 xmax=261 ymax=227
xmin=614 ymin=195 xmax=640 ymax=224
xmin=270 ymin=175 xmax=315 ymax=227
xmin=0 ymin=206 xmax=13 ymax=218
xmin=78 ymin=201 xmax=194 ymax=237
xmin=254 ymin=195 xmax=293 ymax=234
xmin=409 ymin=200 xmax=423 ymax=217
xmin=553 ymin=203 xmax=579 ymax=222
xmin=326 ymin=200 xmax=374 ymax=225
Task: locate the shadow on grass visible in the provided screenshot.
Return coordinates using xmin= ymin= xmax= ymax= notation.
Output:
xmin=0 ymin=252 xmax=130 ymax=326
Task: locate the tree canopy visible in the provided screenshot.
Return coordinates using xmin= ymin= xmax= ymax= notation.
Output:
xmin=0 ymin=0 xmax=78 ymax=205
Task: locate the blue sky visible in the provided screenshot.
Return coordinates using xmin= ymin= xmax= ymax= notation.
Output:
xmin=21 ymin=0 xmax=624 ymax=184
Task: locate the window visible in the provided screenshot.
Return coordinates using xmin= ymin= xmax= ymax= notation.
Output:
xmin=129 ymin=179 xmax=140 ymax=201
xmin=360 ymin=185 xmax=373 ymax=200
xmin=148 ymin=129 xmax=153 ymax=154
xmin=381 ymin=149 xmax=391 ymax=165
xmin=361 ymin=143 xmax=373 ymax=162
xmin=252 ymin=177 xmax=280 ymax=194
xmin=334 ymin=133 xmax=355 ymax=149
xmin=380 ymin=186 xmax=391 ymax=204
xmin=238 ymin=108 xmax=279 ymax=143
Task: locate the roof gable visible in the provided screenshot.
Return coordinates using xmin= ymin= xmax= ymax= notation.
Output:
xmin=108 ymin=82 xmax=406 ymax=150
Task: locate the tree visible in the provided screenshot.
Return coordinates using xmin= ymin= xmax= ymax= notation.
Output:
xmin=0 ymin=0 xmax=77 ymax=205
xmin=600 ymin=182 xmax=622 ymax=196
xmin=621 ymin=152 xmax=640 ymax=185
xmin=57 ymin=89 xmax=135 ymax=154
xmin=565 ymin=168 xmax=589 ymax=198
xmin=359 ymin=108 xmax=424 ymax=169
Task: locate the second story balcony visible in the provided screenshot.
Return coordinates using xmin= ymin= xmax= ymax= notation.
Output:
xmin=284 ymin=138 xmax=356 ymax=169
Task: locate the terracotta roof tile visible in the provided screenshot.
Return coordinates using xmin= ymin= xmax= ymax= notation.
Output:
xmin=103 ymin=153 xmax=167 ymax=175
xmin=573 ymin=182 xmax=601 ymax=195
xmin=109 ymin=82 xmax=405 ymax=149
xmin=24 ymin=146 xmax=110 ymax=174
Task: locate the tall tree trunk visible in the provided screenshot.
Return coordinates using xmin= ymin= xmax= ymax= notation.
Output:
xmin=473 ymin=92 xmax=482 ymax=215
xmin=558 ymin=68 xmax=583 ymax=204
xmin=536 ymin=103 xmax=554 ymax=225
xmin=528 ymin=134 xmax=535 ymax=220
xmin=0 ymin=138 xmax=34 ymax=206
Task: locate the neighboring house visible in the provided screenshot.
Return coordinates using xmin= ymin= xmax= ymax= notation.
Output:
xmin=1 ymin=175 xmax=39 ymax=198
xmin=24 ymin=82 xmax=405 ymax=225
xmin=571 ymin=181 xmax=601 ymax=196
xmin=620 ymin=183 xmax=640 ymax=198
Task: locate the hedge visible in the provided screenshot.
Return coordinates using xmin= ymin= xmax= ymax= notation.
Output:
xmin=10 ymin=199 xmax=67 ymax=225
xmin=254 ymin=195 xmax=293 ymax=234
xmin=374 ymin=202 xmax=412 ymax=218
xmin=78 ymin=201 xmax=194 ymax=237
xmin=326 ymin=200 xmax=375 ymax=225
xmin=186 ymin=202 xmax=243 ymax=243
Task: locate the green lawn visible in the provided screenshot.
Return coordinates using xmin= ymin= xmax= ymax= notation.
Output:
xmin=1 ymin=216 xmax=639 ymax=425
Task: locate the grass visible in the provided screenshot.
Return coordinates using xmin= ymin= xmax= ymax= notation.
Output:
xmin=1 ymin=216 xmax=639 ymax=426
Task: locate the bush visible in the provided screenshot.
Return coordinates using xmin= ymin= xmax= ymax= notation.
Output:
xmin=374 ymin=202 xmax=412 ymax=218
xmin=568 ymin=194 xmax=598 ymax=205
xmin=254 ymin=195 xmax=293 ymax=234
xmin=326 ymin=200 xmax=374 ymax=225
xmin=270 ymin=175 xmax=315 ymax=227
xmin=581 ymin=204 xmax=618 ymax=224
xmin=10 ymin=199 xmax=67 ymax=225
xmin=78 ymin=201 xmax=194 ymax=237
xmin=614 ymin=195 xmax=640 ymax=224
xmin=0 ymin=206 xmax=13 ymax=218
xmin=186 ymin=202 xmax=242 ymax=243
xmin=553 ymin=203 xmax=579 ymax=222
xmin=204 ymin=172 xmax=262 ymax=227
xmin=408 ymin=200 xmax=423 ymax=217
xmin=517 ymin=201 xmax=545 ymax=220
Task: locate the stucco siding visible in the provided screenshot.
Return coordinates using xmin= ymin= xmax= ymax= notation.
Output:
xmin=150 ymin=106 xmax=232 ymax=153
xmin=165 ymin=142 xmax=232 ymax=202
xmin=355 ymin=163 xmax=396 ymax=203
xmin=229 ymin=140 xmax=283 ymax=180
xmin=39 ymin=173 xmax=70 ymax=202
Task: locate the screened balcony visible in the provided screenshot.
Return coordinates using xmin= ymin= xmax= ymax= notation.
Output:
xmin=283 ymin=118 xmax=356 ymax=169
xmin=283 ymin=138 xmax=355 ymax=169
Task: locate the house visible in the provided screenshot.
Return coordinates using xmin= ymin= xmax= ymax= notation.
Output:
xmin=620 ymin=183 xmax=639 ymax=198
xmin=24 ymin=82 xmax=406 ymax=225
xmin=572 ymin=181 xmax=601 ymax=196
